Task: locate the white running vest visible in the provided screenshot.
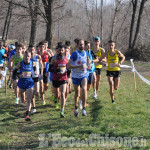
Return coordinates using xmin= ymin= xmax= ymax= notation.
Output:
xmin=72 ymin=50 xmax=89 ymax=78
xmin=32 ymin=54 xmax=39 ymax=78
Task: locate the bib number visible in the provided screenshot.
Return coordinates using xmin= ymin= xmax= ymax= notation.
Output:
xmin=58 ymin=67 xmax=66 ymax=74
xmin=22 ymin=72 xmax=31 ymax=78
xmin=110 ymin=63 xmax=117 ymax=68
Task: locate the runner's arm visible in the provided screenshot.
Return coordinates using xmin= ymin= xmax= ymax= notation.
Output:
xmin=99 ymin=51 xmax=107 ymax=66
xmin=8 ymin=55 xmax=14 ymax=70
xmin=13 ymin=62 xmax=21 ymax=78
xmin=47 ymin=51 xmax=51 ymax=59
xmin=101 ymin=48 xmax=106 ymax=62
xmin=117 ymin=50 xmax=125 ymax=65
xmin=67 ymin=59 xmax=85 ymax=69
xmin=38 ymin=55 xmax=43 ymax=76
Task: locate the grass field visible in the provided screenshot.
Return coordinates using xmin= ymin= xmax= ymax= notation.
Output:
xmin=0 ymin=61 xmax=150 ymax=150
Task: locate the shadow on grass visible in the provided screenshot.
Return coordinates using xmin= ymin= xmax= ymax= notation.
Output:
xmin=89 ymin=99 xmax=103 ymax=124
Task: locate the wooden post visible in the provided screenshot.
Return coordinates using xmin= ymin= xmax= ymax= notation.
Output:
xmin=133 ymin=71 xmax=136 ymax=90
xmin=5 ymin=73 xmax=7 ymax=95
xmin=130 ymin=59 xmax=136 ymax=90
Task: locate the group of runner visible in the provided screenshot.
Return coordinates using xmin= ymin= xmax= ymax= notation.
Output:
xmin=0 ymin=37 xmax=125 ymax=121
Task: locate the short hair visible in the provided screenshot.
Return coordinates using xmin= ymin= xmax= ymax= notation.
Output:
xmin=39 ymin=41 xmax=45 ymax=46
xmin=65 ymin=41 xmax=71 ymax=46
xmin=57 ymin=42 xmax=63 ymax=46
xmin=58 ymin=44 xmax=65 ymax=49
xmin=24 ymin=50 xmax=31 ymax=55
xmin=16 ymin=43 xmax=23 ymax=48
xmin=108 ymin=40 xmax=115 ymax=43
xmin=43 ymin=40 xmax=48 ymax=44
xmin=77 ymin=39 xmax=84 ymax=45
xmin=84 ymin=41 xmax=90 ymax=45
xmin=15 ymin=42 xmax=19 ymax=47
xmin=28 ymin=44 xmax=35 ymax=48
xmin=74 ymin=38 xmax=80 ymax=43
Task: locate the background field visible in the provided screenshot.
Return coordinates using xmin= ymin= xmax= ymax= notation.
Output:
xmin=0 ymin=61 xmax=150 ymax=150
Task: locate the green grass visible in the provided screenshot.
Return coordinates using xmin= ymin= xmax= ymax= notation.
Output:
xmin=0 ymin=61 xmax=150 ymax=149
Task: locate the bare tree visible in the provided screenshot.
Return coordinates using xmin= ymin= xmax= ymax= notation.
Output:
xmin=84 ymin=0 xmax=94 ymax=40
xmin=2 ymin=0 xmax=13 ymax=41
xmin=100 ymin=0 xmax=103 ymax=45
xmin=42 ymin=0 xmax=54 ymax=48
xmin=110 ymin=0 xmax=121 ymax=40
xmin=28 ymin=0 xmax=40 ymax=45
xmin=129 ymin=0 xmax=147 ymax=50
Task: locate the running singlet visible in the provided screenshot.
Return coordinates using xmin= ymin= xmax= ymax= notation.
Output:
xmin=20 ymin=60 xmax=33 ymax=80
xmin=52 ymin=56 xmax=68 ymax=81
xmin=93 ymin=48 xmax=102 ymax=69
xmin=107 ymin=49 xmax=120 ymax=71
xmin=38 ymin=51 xmax=48 ymax=68
xmin=72 ymin=50 xmax=89 ymax=78
xmin=5 ymin=46 xmax=9 ymax=53
xmin=0 ymin=49 xmax=5 ymax=65
xmin=31 ymin=54 xmax=39 ymax=77
xmin=88 ymin=49 xmax=95 ymax=73
xmin=13 ymin=54 xmax=23 ymax=68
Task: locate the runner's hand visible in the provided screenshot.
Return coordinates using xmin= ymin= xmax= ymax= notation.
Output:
xmin=79 ymin=64 xmax=86 ymax=69
xmin=39 ymin=74 xmax=43 ymax=80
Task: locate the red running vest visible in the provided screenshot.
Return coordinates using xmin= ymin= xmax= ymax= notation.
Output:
xmin=53 ymin=56 xmax=68 ymax=81
xmin=38 ymin=51 xmax=48 ymax=63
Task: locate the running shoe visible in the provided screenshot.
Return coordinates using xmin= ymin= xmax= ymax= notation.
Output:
xmin=79 ymin=100 xmax=83 ymax=110
xmin=25 ymin=115 xmax=31 ymax=121
xmin=56 ymin=103 xmax=59 ymax=109
xmin=112 ymin=100 xmax=115 ymax=104
xmin=20 ymin=99 xmax=25 ymax=106
xmin=9 ymin=84 xmax=12 ymax=88
xmin=60 ymin=112 xmax=64 ymax=118
xmin=31 ymin=109 xmax=36 ymax=114
xmin=82 ymin=109 xmax=87 ymax=116
xmin=69 ymin=89 xmax=71 ymax=94
xmin=74 ymin=109 xmax=79 ymax=117
xmin=65 ymin=101 xmax=68 ymax=106
xmin=42 ymin=100 xmax=46 ymax=105
xmin=93 ymin=91 xmax=97 ymax=99
xmin=54 ymin=97 xmax=57 ymax=104
xmin=14 ymin=97 xmax=19 ymax=105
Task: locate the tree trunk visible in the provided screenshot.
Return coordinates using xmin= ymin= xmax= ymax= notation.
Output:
xmin=110 ymin=0 xmax=120 ymax=41
xmin=84 ymin=0 xmax=94 ymax=40
xmin=129 ymin=0 xmax=138 ymax=50
xmin=131 ymin=0 xmax=147 ymax=49
xmin=5 ymin=4 xmax=12 ymax=40
xmin=100 ymin=0 xmax=103 ymax=45
xmin=28 ymin=0 xmax=40 ymax=45
xmin=2 ymin=0 xmax=13 ymax=41
xmin=42 ymin=0 xmax=54 ymax=48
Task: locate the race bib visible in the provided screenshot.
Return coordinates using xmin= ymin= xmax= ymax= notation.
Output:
xmin=22 ymin=72 xmax=31 ymax=78
xmin=58 ymin=67 xmax=66 ymax=74
xmin=110 ymin=63 xmax=117 ymax=68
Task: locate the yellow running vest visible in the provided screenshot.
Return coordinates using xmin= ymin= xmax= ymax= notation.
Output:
xmin=94 ymin=48 xmax=102 ymax=69
xmin=107 ymin=49 xmax=120 ymax=71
